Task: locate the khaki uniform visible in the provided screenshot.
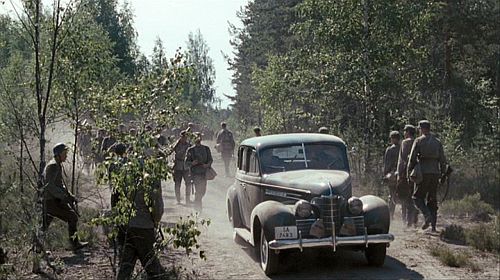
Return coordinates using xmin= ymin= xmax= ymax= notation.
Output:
xmin=117 ymin=183 xmax=164 ymax=279
xmin=383 ymin=143 xmax=400 ymax=218
xmin=172 ymin=140 xmax=191 ymax=203
xmin=407 ymin=133 xmax=447 ymax=229
xmin=43 ymin=159 xmax=78 ymax=243
xmin=397 ymin=138 xmax=418 ymax=226
xmin=185 ymin=144 xmax=213 ymax=209
xmin=216 ymin=129 xmax=235 ymax=176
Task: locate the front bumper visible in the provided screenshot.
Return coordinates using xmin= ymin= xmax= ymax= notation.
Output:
xmin=268 ymin=233 xmax=394 ymax=251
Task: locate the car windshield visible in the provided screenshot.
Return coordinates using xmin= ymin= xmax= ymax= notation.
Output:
xmin=259 ymin=143 xmax=347 ymax=174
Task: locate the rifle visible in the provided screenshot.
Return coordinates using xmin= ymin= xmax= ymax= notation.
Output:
xmin=439 ymin=165 xmax=453 ymax=203
xmin=68 ymin=199 xmax=81 ymax=218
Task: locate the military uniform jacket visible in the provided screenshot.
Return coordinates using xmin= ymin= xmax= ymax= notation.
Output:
xmin=397 ymin=138 xmax=414 ymax=181
xmin=383 ymin=144 xmax=400 ymax=176
xmin=185 ymin=144 xmax=213 ymax=175
xmin=43 ymin=159 xmax=72 ymax=203
xmin=172 ymin=140 xmax=191 ymax=171
xmin=408 ymin=133 xmax=447 ymax=176
xmin=216 ymin=129 xmax=235 ymax=152
xmin=128 ymin=185 xmax=164 ymax=229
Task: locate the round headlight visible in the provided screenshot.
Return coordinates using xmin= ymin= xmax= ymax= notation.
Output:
xmin=348 ymin=197 xmax=363 ymax=215
xmin=294 ymin=200 xmax=313 ymax=218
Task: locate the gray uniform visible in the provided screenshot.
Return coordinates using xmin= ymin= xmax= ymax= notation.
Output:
xmin=43 ymin=159 xmax=78 ymax=244
xmin=383 ymin=143 xmax=400 ymax=218
xmin=407 ymin=133 xmax=447 ymax=229
xmin=172 ymin=140 xmax=191 ymax=203
xmin=397 ymin=137 xmax=418 ymax=226
xmin=185 ymin=144 xmax=213 ymax=209
xmin=216 ymin=129 xmax=235 ymax=176
xmin=117 ymin=183 xmax=164 ymax=279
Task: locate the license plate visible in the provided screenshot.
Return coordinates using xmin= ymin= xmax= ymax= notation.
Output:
xmin=275 ymin=226 xmax=298 ymax=240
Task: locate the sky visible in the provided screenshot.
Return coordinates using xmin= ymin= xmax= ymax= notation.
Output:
xmin=127 ymin=0 xmax=249 ymax=108
xmin=0 ymin=0 xmax=250 ymax=108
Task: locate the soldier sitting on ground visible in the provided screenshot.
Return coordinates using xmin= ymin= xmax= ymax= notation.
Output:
xmin=43 ymin=143 xmax=88 ymax=251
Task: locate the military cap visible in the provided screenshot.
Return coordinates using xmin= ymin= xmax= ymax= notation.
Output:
xmin=253 ymin=126 xmax=261 ymax=132
xmin=221 ymin=122 xmax=227 ymax=127
xmin=403 ymin=124 xmax=416 ymax=133
xmin=318 ymin=127 xmax=329 ymax=134
xmin=418 ymin=120 xmax=431 ymax=129
xmin=389 ymin=131 xmax=400 ymax=138
xmin=114 ymin=143 xmax=127 ymax=155
xmin=53 ymin=143 xmax=69 ymax=156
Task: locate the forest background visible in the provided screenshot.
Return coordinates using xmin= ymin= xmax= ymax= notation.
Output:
xmin=0 ymin=0 xmax=498 ymax=277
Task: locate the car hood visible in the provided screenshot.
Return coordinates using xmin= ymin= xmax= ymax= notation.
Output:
xmin=262 ymin=169 xmax=352 ymax=197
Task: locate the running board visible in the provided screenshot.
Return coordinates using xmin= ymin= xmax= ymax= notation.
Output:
xmin=234 ymin=227 xmax=254 ymax=246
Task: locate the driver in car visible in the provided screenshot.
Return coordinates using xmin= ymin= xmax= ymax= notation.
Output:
xmin=261 ymin=150 xmax=283 ymax=173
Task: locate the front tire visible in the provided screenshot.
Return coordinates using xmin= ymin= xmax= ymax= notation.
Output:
xmin=259 ymin=228 xmax=279 ymax=275
xmin=365 ymin=244 xmax=387 ymax=266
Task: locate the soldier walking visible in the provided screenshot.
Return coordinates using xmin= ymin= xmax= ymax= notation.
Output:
xmin=397 ymin=125 xmax=419 ymax=227
xmin=216 ymin=122 xmax=235 ymax=177
xmin=383 ymin=131 xmax=401 ymax=220
xmin=185 ymin=133 xmax=213 ymax=210
xmin=43 ymin=143 xmax=87 ymax=251
xmin=116 ymin=174 xmax=164 ymax=279
xmin=407 ymin=120 xmax=447 ymax=232
xmin=171 ymin=130 xmax=192 ymax=205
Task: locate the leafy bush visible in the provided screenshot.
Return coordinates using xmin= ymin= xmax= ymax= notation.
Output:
xmin=465 ymin=216 xmax=500 ymax=253
xmin=429 ymin=245 xmax=477 ymax=270
xmin=440 ymin=224 xmax=466 ymax=245
xmin=440 ymin=193 xmax=494 ymax=218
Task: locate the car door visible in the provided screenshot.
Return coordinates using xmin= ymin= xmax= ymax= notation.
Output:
xmin=236 ymin=146 xmax=252 ymax=227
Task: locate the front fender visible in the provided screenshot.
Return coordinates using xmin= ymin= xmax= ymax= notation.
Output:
xmin=226 ymin=182 xmax=241 ymax=227
xmin=250 ymin=200 xmax=295 ymax=246
xmin=360 ymin=195 xmax=390 ymax=234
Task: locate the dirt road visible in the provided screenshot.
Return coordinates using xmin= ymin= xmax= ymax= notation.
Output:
xmin=162 ymin=141 xmax=499 ymax=280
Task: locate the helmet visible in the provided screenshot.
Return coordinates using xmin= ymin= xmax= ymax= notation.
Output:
xmin=113 ymin=143 xmax=127 ymax=155
xmin=53 ymin=143 xmax=69 ymax=156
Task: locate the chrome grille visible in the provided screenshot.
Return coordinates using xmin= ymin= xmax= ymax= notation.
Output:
xmin=296 ymin=219 xmax=315 ymax=237
xmin=313 ymin=196 xmax=342 ymax=233
xmin=343 ymin=216 xmax=366 ymax=236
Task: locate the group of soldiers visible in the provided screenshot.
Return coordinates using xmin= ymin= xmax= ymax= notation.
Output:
xmin=42 ymin=120 xmax=233 ymax=279
xmin=383 ymin=120 xmax=449 ymax=232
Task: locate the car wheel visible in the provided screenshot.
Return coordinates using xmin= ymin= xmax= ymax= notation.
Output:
xmin=365 ymin=244 xmax=387 ymax=267
xmin=260 ymin=228 xmax=279 ymax=275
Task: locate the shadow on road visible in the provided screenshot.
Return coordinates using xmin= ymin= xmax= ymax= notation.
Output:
xmin=237 ymin=242 xmax=424 ymax=279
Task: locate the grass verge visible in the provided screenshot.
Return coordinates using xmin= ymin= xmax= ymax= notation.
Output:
xmin=429 ymin=245 xmax=479 ymax=271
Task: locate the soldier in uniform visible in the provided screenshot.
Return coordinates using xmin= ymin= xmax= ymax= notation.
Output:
xmin=171 ymin=130 xmax=192 ymax=204
xmin=408 ymin=120 xmax=447 ymax=232
xmin=253 ymin=126 xmax=262 ymax=137
xmin=185 ymin=133 xmax=213 ymax=210
xmin=383 ymin=131 xmax=401 ymax=220
xmin=116 ymin=170 xmax=164 ymax=279
xmin=43 ymin=143 xmax=88 ymax=250
xmin=216 ymin=122 xmax=235 ymax=176
xmin=318 ymin=127 xmax=329 ymax=134
xmin=397 ymin=125 xmax=419 ymax=227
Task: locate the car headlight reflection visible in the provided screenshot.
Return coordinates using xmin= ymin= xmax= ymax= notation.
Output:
xmin=294 ymin=200 xmax=313 ymax=218
xmin=348 ymin=197 xmax=363 ymax=215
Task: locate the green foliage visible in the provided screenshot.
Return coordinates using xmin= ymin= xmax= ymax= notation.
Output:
xmin=440 ymin=224 xmax=466 ymax=245
xmin=163 ymin=215 xmax=211 ymax=260
xmin=440 ymin=193 xmax=494 ymax=218
xmin=429 ymin=245 xmax=477 ymax=270
xmin=465 ymin=216 xmax=500 ymax=253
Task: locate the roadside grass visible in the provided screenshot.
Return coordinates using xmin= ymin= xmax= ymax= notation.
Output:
xmin=440 ymin=224 xmax=466 ymax=245
xmin=429 ymin=245 xmax=479 ymax=271
xmin=440 ymin=193 xmax=494 ymax=218
xmin=464 ymin=215 xmax=500 ymax=254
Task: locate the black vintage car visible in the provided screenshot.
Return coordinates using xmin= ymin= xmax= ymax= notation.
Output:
xmin=226 ymin=133 xmax=394 ymax=275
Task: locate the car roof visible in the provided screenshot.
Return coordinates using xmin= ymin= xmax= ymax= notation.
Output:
xmin=240 ymin=133 xmax=346 ymax=151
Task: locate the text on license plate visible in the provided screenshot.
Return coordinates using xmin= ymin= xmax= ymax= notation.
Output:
xmin=275 ymin=226 xmax=298 ymax=240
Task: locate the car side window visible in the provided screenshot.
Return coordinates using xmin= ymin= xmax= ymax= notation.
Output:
xmin=240 ymin=147 xmax=249 ymax=173
xmin=248 ymin=149 xmax=259 ymax=175
xmin=237 ymin=147 xmax=244 ymax=170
